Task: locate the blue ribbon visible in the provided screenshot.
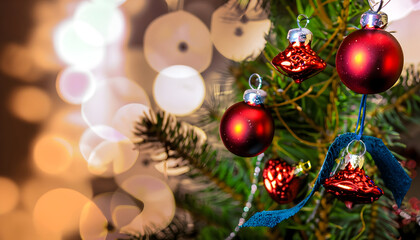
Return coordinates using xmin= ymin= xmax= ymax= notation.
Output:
xmin=242 ymin=132 xmax=412 ymax=228
xmin=355 ymin=94 xmax=367 ymax=140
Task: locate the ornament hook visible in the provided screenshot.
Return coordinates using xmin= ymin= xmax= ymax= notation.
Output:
xmin=297 ymin=14 xmax=309 ymax=29
xmin=248 ymin=73 xmax=263 ymax=90
xmin=346 ymin=139 xmax=366 ymax=157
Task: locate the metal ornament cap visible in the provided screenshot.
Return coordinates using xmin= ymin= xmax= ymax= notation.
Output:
xmin=360 ymin=10 xmax=388 ymax=29
xmin=243 ymin=89 xmax=267 ymax=106
xmin=287 ymin=28 xmax=313 ymax=45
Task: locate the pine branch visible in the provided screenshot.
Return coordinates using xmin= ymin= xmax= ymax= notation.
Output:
xmin=134 ymin=111 xmax=252 ymax=202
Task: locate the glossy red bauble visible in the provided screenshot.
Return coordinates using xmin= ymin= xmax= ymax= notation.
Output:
xmin=219 ymin=102 xmax=274 ymax=157
xmin=336 ymin=29 xmax=404 ymax=94
xmin=272 ymin=42 xmax=327 ymax=84
xmin=263 ymin=159 xmax=301 ymax=204
xmin=323 ymin=163 xmax=383 ymax=209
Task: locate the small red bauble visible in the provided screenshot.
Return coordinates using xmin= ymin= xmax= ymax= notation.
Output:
xmin=219 ymin=101 xmax=274 ymax=157
xmin=336 ymin=10 xmax=404 ymax=94
xmin=323 ymin=162 xmax=383 ymax=209
xmin=219 ymin=74 xmax=274 ymax=157
xmin=272 ymin=18 xmax=326 ymax=83
xmin=262 ymin=159 xmax=302 ymax=204
xmin=272 ymin=39 xmax=326 ymax=84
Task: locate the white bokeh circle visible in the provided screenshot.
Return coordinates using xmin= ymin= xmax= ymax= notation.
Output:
xmin=144 ymin=11 xmax=212 ymax=72
xmin=112 ymin=103 xmax=150 ymax=141
xmin=211 ymin=0 xmax=271 ymax=61
xmin=73 ymin=1 xmax=125 ymax=46
xmin=53 ymin=20 xmax=105 ymax=68
xmin=153 ymin=65 xmax=205 ymax=116
xmin=81 ymin=77 xmax=150 ymax=140
xmin=56 ymin=67 xmax=96 ymax=104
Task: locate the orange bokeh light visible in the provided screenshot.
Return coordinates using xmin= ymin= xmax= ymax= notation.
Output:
xmin=33 ymin=188 xmax=90 ymax=235
xmin=9 ymin=87 xmax=52 ymax=123
xmin=32 ymin=135 xmax=73 ymax=175
xmin=0 ymin=177 xmax=20 ymax=215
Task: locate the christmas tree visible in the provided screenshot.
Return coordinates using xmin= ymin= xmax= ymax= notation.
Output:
xmin=132 ymin=0 xmax=420 ymax=239
xmin=1 ymin=0 xmax=419 ymax=239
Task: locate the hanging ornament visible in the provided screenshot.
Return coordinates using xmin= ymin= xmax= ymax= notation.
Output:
xmin=271 ymin=14 xmax=327 ymax=83
xmin=323 ymin=139 xmax=383 ymax=209
xmin=219 ymin=74 xmax=274 ymax=157
xmin=336 ymin=1 xmax=404 ymax=94
xmin=263 ymin=159 xmax=311 ymax=204
xmin=242 ymin=94 xmax=411 ymax=228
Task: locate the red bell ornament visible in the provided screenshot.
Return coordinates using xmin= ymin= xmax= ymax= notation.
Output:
xmin=219 ymin=74 xmax=274 ymax=157
xmin=272 ymin=14 xmax=327 ymax=83
xmin=336 ymin=9 xmax=404 ymax=94
xmin=263 ymin=159 xmax=311 ymax=204
xmin=323 ymin=140 xmax=383 ymax=209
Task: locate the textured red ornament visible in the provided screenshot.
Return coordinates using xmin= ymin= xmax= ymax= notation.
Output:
xmin=272 ymin=42 xmax=327 ymax=83
xmin=323 ymin=163 xmax=383 ymax=209
xmin=336 ymin=29 xmax=404 ymax=94
xmin=219 ymin=102 xmax=274 ymax=157
xmin=262 ymin=159 xmax=301 ymax=204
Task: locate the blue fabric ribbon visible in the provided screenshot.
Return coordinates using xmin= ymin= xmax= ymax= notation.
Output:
xmin=355 ymin=94 xmax=367 ymax=140
xmin=242 ymin=132 xmax=412 ymax=228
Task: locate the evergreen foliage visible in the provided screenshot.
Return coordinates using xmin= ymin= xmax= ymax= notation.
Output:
xmin=133 ymin=0 xmax=420 ymax=239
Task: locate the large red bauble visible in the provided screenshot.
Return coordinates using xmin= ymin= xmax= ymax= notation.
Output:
xmin=219 ymin=102 xmax=274 ymax=157
xmin=262 ymin=158 xmax=301 ymax=204
xmin=336 ymin=29 xmax=404 ymax=94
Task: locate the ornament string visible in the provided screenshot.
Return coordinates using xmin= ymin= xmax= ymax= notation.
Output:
xmin=226 ymin=153 xmax=264 ymax=240
xmin=355 ymin=94 xmax=367 ymax=140
xmin=368 ymin=0 xmax=390 ymax=13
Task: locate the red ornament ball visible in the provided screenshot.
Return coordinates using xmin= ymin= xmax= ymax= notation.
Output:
xmin=219 ymin=101 xmax=274 ymax=157
xmin=262 ymin=158 xmax=301 ymax=204
xmin=336 ymin=29 xmax=404 ymax=94
xmin=272 ymin=42 xmax=327 ymax=84
xmin=323 ymin=163 xmax=383 ymax=209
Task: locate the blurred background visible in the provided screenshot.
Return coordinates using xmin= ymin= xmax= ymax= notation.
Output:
xmin=0 ymin=0 xmax=419 ymax=239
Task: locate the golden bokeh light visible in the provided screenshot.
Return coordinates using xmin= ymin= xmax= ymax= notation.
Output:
xmin=79 ymin=128 xmax=139 ymax=177
xmin=79 ymin=201 xmax=108 ymax=240
xmin=33 ymin=188 xmax=90 ymax=236
xmin=80 ymin=192 xmax=140 ymax=239
xmin=21 ymin=176 xmax=93 ymax=213
xmin=0 ymin=210 xmax=58 ymax=240
xmin=87 ymin=139 xmax=139 ymax=176
xmin=8 ymin=86 xmax=52 ymax=123
xmin=32 ymin=134 xmax=73 ymax=175
xmin=0 ymin=177 xmax=20 ymax=215
xmin=119 ymin=175 xmax=175 ymax=235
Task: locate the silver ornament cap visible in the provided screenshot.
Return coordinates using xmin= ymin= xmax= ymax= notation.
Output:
xmin=243 ymin=73 xmax=267 ymax=106
xmin=287 ymin=28 xmax=313 ymax=45
xmin=360 ymin=10 xmax=388 ymax=29
xmin=243 ymin=89 xmax=267 ymax=106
